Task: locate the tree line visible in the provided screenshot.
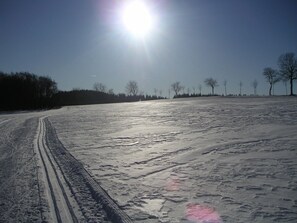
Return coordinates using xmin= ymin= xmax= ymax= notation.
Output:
xmin=55 ymin=89 xmax=164 ymax=106
xmin=0 ymin=74 xmax=165 ymax=111
xmin=1 ymin=52 xmax=295 ymax=110
xmin=54 ymin=79 xmax=166 ymax=106
xmin=170 ymin=52 xmax=297 ymax=97
xmin=0 ymin=72 xmax=57 ymax=110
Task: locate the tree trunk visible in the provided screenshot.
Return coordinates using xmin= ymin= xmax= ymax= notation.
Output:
xmin=269 ymin=84 xmax=272 ymax=96
xmin=212 ymin=87 xmax=214 ymax=95
xmin=290 ymin=78 xmax=293 ymax=96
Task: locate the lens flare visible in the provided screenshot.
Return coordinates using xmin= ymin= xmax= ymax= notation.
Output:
xmin=186 ymin=203 xmax=223 ymax=223
xmin=166 ymin=177 xmax=181 ymax=191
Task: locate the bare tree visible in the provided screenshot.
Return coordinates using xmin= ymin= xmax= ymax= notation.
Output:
xmin=204 ymin=78 xmax=218 ymax=95
xmin=278 ymin=52 xmax=297 ymax=96
xmin=223 ymin=80 xmax=227 ymax=96
xmin=192 ymin=86 xmax=196 ymax=94
xmin=187 ymin=87 xmax=190 ymax=95
xmin=39 ymin=76 xmax=58 ymax=98
xmin=126 ymin=81 xmax=139 ymax=96
xmin=239 ymin=81 xmax=243 ymax=96
xmin=159 ymin=89 xmax=162 ymax=97
xmin=181 ymin=86 xmax=185 ymax=94
xmin=252 ymin=79 xmax=258 ymax=95
xmin=168 ymin=88 xmax=171 ymax=98
xmin=154 ymin=88 xmax=158 ymax=96
xmin=171 ymin=82 xmax=182 ymax=96
xmin=93 ymin=82 xmax=106 ymax=93
xmin=198 ymin=84 xmax=202 ymax=95
xmin=262 ymin=67 xmax=279 ymax=96
xmin=108 ymin=89 xmax=114 ymax=95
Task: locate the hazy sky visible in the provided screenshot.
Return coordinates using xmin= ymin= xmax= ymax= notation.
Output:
xmin=1 ymin=0 xmax=297 ymax=96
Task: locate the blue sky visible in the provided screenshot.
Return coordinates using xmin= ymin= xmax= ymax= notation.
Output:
xmin=1 ymin=0 xmax=297 ymax=96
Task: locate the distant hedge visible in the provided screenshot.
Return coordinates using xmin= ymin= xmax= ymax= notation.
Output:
xmin=54 ymin=90 xmax=163 ymax=106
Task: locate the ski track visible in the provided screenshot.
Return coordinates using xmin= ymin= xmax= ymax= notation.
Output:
xmin=37 ymin=117 xmax=133 ymax=223
xmin=0 ymin=114 xmax=121 ymax=222
xmin=35 ymin=117 xmax=79 ymax=222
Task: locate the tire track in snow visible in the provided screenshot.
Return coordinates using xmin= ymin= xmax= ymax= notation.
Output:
xmin=35 ymin=117 xmax=79 ymax=223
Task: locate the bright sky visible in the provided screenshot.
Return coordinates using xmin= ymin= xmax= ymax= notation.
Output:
xmin=1 ymin=0 xmax=297 ymax=96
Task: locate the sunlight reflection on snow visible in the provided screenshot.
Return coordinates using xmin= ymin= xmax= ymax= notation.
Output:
xmin=185 ymin=203 xmax=223 ymax=223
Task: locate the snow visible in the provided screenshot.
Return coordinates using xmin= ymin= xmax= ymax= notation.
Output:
xmin=0 ymin=114 xmax=41 ymax=222
xmin=1 ymin=97 xmax=297 ymax=222
xmin=49 ymin=97 xmax=297 ymax=222
xmin=35 ymin=117 xmax=83 ymax=222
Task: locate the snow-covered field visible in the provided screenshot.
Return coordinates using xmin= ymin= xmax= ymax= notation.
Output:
xmin=1 ymin=97 xmax=297 ymax=222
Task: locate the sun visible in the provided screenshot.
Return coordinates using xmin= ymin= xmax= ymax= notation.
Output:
xmin=121 ymin=0 xmax=154 ymax=38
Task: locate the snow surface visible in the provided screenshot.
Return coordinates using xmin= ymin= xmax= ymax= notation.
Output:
xmin=49 ymin=97 xmax=297 ymax=223
xmin=1 ymin=97 xmax=297 ymax=222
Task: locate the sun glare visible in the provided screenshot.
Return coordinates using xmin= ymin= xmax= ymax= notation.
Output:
xmin=121 ymin=0 xmax=154 ymax=38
